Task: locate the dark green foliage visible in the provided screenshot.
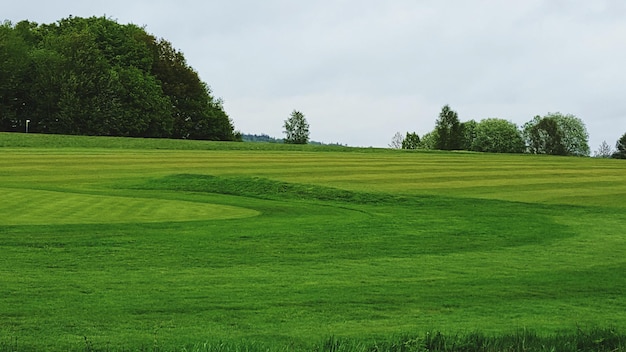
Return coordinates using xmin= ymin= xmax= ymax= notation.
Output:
xmin=524 ymin=115 xmax=564 ymax=155
xmin=148 ymin=38 xmax=237 ymax=140
xmin=401 ymin=132 xmax=420 ymax=149
xmin=460 ymin=119 xmax=477 ymax=150
xmin=0 ymin=21 xmax=30 ymax=132
xmin=0 ymin=16 xmax=238 ymax=140
xmin=435 ymin=105 xmax=462 ymax=150
xmin=613 ymin=133 xmax=626 ymax=159
xmin=283 ymin=110 xmax=310 ymax=144
xmin=523 ymin=113 xmax=590 ymax=156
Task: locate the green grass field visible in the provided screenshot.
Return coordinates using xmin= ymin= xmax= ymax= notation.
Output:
xmin=1 ymin=132 xmax=625 ymax=351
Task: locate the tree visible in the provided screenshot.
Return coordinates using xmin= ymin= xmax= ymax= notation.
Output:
xmin=435 ymin=105 xmax=462 ymax=150
xmin=523 ymin=113 xmax=589 ymax=156
xmin=523 ymin=115 xmax=564 ymax=155
xmin=0 ymin=21 xmax=30 ymax=132
xmin=593 ymin=141 xmax=613 ymax=158
xmin=0 ymin=16 xmax=239 ymax=140
xmin=389 ymin=132 xmax=403 ymax=149
xmin=110 ymin=66 xmax=173 ymax=137
xmin=613 ymin=133 xmax=626 ymax=159
xmin=472 ymin=118 xmax=525 ymax=153
xmin=420 ymin=130 xmax=438 ymax=150
xmin=401 ymin=132 xmax=420 ymax=149
xmin=553 ymin=113 xmax=590 ymax=156
xmin=283 ymin=110 xmax=309 ymax=144
xmin=148 ymin=37 xmax=236 ymax=140
xmin=460 ymin=120 xmax=477 ymax=150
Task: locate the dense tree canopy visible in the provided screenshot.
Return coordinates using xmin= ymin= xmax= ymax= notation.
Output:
xmin=523 ymin=113 xmax=589 ymax=156
xmin=401 ymin=132 xmax=420 ymax=149
xmin=435 ymin=105 xmax=462 ymax=150
xmin=0 ymin=17 xmax=239 ymax=140
xmin=419 ymin=130 xmax=438 ymax=150
xmin=460 ymin=120 xmax=477 ymax=151
xmin=410 ymin=109 xmax=593 ymax=156
xmin=472 ymin=118 xmax=525 ymax=153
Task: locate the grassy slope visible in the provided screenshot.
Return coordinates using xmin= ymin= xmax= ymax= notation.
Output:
xmin=1 ymin=133 xmax=625 ymax=350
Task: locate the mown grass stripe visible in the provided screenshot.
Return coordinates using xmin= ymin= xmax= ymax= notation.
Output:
xmin=1 ymin=133 xmax=625 ymax=351
xmin=0 ymin=187 xmax=258 ymax=225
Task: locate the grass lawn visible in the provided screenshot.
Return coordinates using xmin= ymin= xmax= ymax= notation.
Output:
xmin=1 ymin=133 xmax=625 ymax=351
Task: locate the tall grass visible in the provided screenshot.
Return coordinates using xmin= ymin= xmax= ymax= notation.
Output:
xmin=2 ymin=328 xmax=624 ymax=351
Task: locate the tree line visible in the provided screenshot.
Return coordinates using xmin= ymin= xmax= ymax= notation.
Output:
xmin=392 ymin=105 xmax=626 ymax=159
xmin=0 ymin=16 xmax=240 ymax=141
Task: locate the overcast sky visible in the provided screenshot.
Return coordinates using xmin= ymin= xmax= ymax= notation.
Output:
xmin=5 ymin=1 xmax=625 ymax=149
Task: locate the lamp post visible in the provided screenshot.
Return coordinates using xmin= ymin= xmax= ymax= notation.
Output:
xmin=25 ymin=119 xmax=30 ymax=133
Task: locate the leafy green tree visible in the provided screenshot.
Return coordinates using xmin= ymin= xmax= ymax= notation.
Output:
xmin=402 ymin=132 xmax=420 ymax=149
xmin=523 ymin=113 xmax=589 ymax=156
xmin=283 ymin=110 xmax=310 ymax=144
xmin=613 ymin=133 xmax=626 ymax=159
xmin=523 ymin=115 xmax=562 ymax=155
xmin=419 ymin=130 xmax=438 ymax=150
xmin=110 ymin=66 xmax=173 ymax=137
xmin=460 ymin=120 xmax=477 ymax=150
xmin=553 ymin=113 xmax=590 ymax=156
xmin=55 ymin=28 xmax=119 ymax=135
xmin=0 ymin=21 xmax=30 ymax=132
xmin=24 ymin=47 xmax=65 ymax=133
xmin=0 ymin=16 xmax=239 ymax=140
xmin=149 ymin=37 xmax=236 ymax=140
xmin=435 ymin=105 xmax=462 ymax=150
xmin=472 ymin=118 xmax=525 ymax=153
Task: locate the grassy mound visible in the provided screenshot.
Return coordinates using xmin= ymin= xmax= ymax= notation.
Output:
xmin=139 ymin=174 xmax=408 ymax=203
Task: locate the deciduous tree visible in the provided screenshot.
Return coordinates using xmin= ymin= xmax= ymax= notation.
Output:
xmin=283 ymin=110 xmax=309 ymax=144
xmin=435 ymin=105 xmax=462 ymax=150
xmin=0 ymin=21 xmax=30 ymax=132
xmin=389 ymin=132 xmax=403 ymax=149
xmin=472 ymin=118 xmax=524 ymax=153
xmin=523 ymin=113 xmax=589 ymax=156
xmin=460 ymin=120 xmax=477 ymax=150
xmin=594 ymin=141 xmax=613 ymax=158
xmin=0 ymin=16 xmax=239 ymax=140
xmin=420 ymin=130 xmax=438 ymax=150
xmin=401 ymin=132 xmax=420 ymax=149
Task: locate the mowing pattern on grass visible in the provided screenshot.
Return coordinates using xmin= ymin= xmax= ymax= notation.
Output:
xmin=1 ymin=133 xmax=625 ymax=351
xmin=138 ymin=173 xmax=578 ymax=254
xmin=140 ymin=174 xmax=412 ymax=203
xmin=0 ymin=187 xmax=258 ymax=225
